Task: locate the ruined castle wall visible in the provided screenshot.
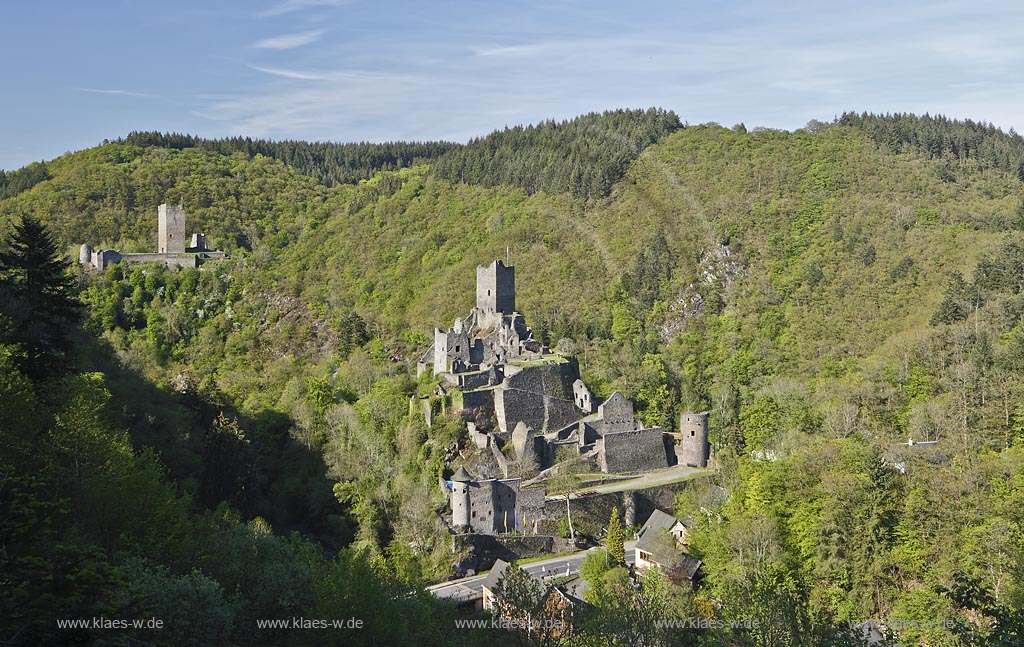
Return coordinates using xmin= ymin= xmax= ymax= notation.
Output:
xmin=496 ymin=387 xmax=545 ymax=433
xmin=600 ymin=427 xmax=670 ymax=474
xmin=544 ymin=396 xmax=584 ymax=432
xmin=458 ymin=370 xmax=492 ymax=391
xmin=503 ymin=363 xmax=578 ymax=401
xmin=573 ymin=379 xmax=593 ymax=413
xmin=468 ymin=480 xmax=515 ymax=534
xmin=120 ymin=253 xmax=200 ymax=269
xmin=92 ymin=249 xmax=121 ymax=269
xmin=490 ymin=443 xmax=510 ymax=478
xmin=539 ymin=478 xmax=705 ymax=536
xmin=434 ymin=327 xmax=470 ymax=375
xmin=91 ymin=251 xmax=204 ymax=271
xmin=452 ymin=534 xmax=576 ymax=574
xmin=516 ymin=486 xmax=547 ymax=531
xmin=461 ymin=389 xmax=496 ymax=421
xmin=496 ymin=387 xmax=584 ymax=435
xmin=597 ymin=393 xmax=637 ymax=435
xmin=468 ymin=424 xmax=491 ymax=450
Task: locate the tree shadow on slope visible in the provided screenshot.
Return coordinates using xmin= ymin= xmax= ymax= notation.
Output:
xmin=75 ymin=329 xmax=355 ymax=550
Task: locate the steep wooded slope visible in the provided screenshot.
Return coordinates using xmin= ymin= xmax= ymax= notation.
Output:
xmin=4 ymin=115 xmax=1024 ymax=644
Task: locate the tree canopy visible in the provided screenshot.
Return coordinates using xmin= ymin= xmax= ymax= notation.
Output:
xmin=431 ymin=108 xmax=683 ymax=199
xmin=0 ymin=215 xmax=81 ymax=378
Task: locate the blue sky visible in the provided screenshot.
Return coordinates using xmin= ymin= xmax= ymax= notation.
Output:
xmin=2 ymin=0 xmax=1022 ymax=171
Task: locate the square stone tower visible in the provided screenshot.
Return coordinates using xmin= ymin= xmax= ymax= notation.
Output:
xmin=158 ymin=204 xmax=186 ymax=254
xmin=476 ymin=260 xmax=515 ymax=315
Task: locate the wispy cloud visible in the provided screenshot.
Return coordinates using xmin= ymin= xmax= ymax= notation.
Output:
xmin=247 ymin=64 xmax=425 ymax=84
xmin=204 ymin=0 xmax=1024 ymax=144
xmin=76 ymin=87 xmax=151 ymax=97
xmin=258 ymin=0 xmax=349 ymax=18
xmin=471 ymin=43 xmax=550 ymax=58
xmin=253 ymin=29 xmax=324 ymax=50
xmin=195 ymin=67 xmax=447 ymax=139
xmin=248 ymin=65 xmax=330 ymax=81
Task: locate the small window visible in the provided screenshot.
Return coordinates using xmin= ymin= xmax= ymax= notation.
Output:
xmin=691 ymin=430 xmax=695 ymax=436
xmin=488 ymin=290 xmax=491 ymax=296
xmin=456 ymin=345 xmax=460 ymax=352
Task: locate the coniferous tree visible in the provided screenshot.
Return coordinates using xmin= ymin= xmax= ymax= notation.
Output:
xmin=930 ymin=270 xmax=970 ymax=326
xmin=608 ymin=506 xmax=625 ymax=566
xmin=0 ymin=215 xmax=81 ymax=379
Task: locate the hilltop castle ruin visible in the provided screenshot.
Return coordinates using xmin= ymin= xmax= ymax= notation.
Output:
xmin=432 ymin=260 xmax=711 ymax=536
xmin=79 ymin=204 xmax=226 ymax=270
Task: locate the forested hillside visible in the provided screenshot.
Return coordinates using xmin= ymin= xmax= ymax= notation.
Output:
xmin=118 ymin=132 xmax=458 ymax=186
xmin=431 ymin=107 xmax=682 ymax=199
xmin=3 ymin=112 xmax=1024 ymax=646
xmin=837 ymin=111 xmax=1024 ymax=180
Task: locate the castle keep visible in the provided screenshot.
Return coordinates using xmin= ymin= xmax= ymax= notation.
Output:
xmin=428 ymin=260 xmax=544 ymax=376
xmin=158 ymin=204 xmax=186 ymax=254
xmin=79 ymin=204 xmax=226 ymax=270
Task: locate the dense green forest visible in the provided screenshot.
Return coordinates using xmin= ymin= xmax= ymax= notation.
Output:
xmin=431 ymin=107 xmax=682 ymax=199
xmin=836 ymin=112 xmax=1024 ymax=180
xmin=3 ymin=111 xmax=1024 ymax=645
xmin=118 ymin=132 xmax=459 ymax=186
xmin=0 ymin=161 xmax=51 ymax=199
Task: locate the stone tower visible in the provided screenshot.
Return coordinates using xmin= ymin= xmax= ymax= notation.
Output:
xmin=79 ymin=243 xmax=93 ymax=265
xmin=158 ymin=204 xmax=186 ymax=254
xmin=433 ymin=317 xmax=471 ymax=375
xmin=451 ymin=466 xmax=473 ymax=530
xmin=679 ymin=412 xmax=710 ymax=467
xmin=476 ymin=260 xmax=515 ymax=316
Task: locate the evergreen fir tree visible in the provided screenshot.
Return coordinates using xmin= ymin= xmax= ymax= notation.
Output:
xmin=608 ymin=506 xmax=625 ymax=566
xmin=0 ymin=215 xmax=81 ymax=379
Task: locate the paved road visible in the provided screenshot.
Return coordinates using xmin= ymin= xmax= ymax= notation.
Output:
xmin=428 ymin=541 xmax=637 ymax=603
xmin=551 ymin=465 xmax=710 ymax=501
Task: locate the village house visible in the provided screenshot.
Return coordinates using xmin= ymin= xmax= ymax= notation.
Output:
xmin=634 ymin=509 xmax=703 ymax=587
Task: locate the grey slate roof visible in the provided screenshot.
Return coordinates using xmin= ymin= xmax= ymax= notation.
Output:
xmin=678 ymin=555 xmax=703 ymax=581
xmin=451 ymin=466 xmax=474 ymax=483
xmin=635 ymin=509 xmax=680 ymax=553
xmin=635 ymin=509 xmax=702 ymax=581
xmin=481 ymin=559 xmax=511 ymax=592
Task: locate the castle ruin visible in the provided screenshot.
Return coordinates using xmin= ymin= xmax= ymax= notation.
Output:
xmin=79 ymin=204 xmax=226 ymax=271
xmin=433 ymin=260 xmax=712 ymax=536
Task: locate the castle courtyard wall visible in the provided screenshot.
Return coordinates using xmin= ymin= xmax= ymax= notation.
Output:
xmin=600 ymin=427 xmax=670 ymax=474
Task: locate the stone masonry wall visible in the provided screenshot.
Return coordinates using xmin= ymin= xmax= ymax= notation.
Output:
xmin=600 ymin=427 xmax=670 ymax=474
xmin=504 ymin=362 xmax=578 ymax=401
xmin=539 ymin=478 xmax=705 ymax=537
xmin=452 ymin=534 xmax=576 ymax=574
